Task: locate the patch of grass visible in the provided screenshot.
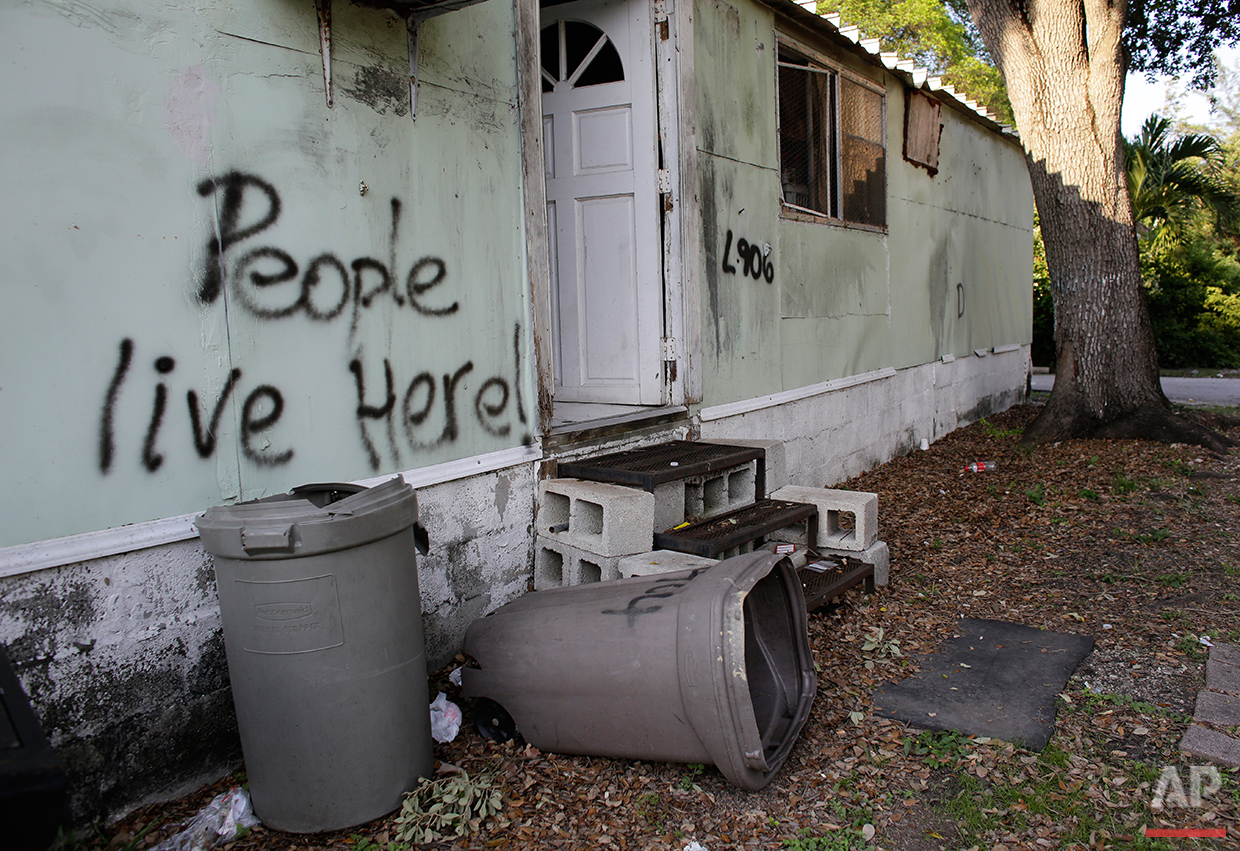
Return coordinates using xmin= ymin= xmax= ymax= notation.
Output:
xmin=636 ymin=791 xmax=669 ymax=832
xmin=678 ymin=764 xmax=705 ymax=792
xmin=1227 ymin=494 xmax=1240 ymax=507
xmin=1156 ymin=572 xmax=1187 ymax=587
xmin=902 ymin=730 xmax=970 ymax=769
xmin=1080 ymin=690 xmax=1184 ymax=721
xmin=1163 ymin=458 xmax=1195 ymax=477
xmin=1135 ymin=529 xmax=1171 ymax=544
xmin=980 ymin=417 xmax=1023 ymax=440
xmin=861 ymin=627 xmax=903 ymax=670
xmin=1112 ymin=473 xmax=1138 ymax=496
xmin=782 ymin=827 xmax=868 ymax=851
xmin=943 ymin=744 xmax=1178 ymax=849
xmin=1088 ymin=455 xmax=1099 ymax=467
xmin=1224 ymin=562 xmax=1240 ymax=578
xmin=1177 ymin=636 xmax=1209 ymax=661
xmin=1160 ymin=609 xmax=1186 ymax=622
xmin=1025 ymin=483 xmax=1047 ymax=505
xmin=1078 ymin=488 xmax=1100 ymax=500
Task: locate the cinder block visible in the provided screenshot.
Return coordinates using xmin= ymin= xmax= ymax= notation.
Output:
xmin=534 ymin=536 xmax=623 ymax=590
xmin=701 ymin=438 xmax=786 ymax=496
xmin=771 ymin=486 xmax=878 ymax=550
xmin=815 ymin=540 xmax=890 ymax=586
xmin=653 ymin=480 xmax=686 ymax=531
xmin=618 ymin=550 xmax=718 ymax=578
xmin=683 ymin=461 xmax=758 ymax=520
xmin=537 ymin=479 xmax=654 ymax=557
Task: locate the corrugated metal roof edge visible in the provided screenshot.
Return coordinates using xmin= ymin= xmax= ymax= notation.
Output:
xmin=769 ymin=0 xmax=1021 ymax=143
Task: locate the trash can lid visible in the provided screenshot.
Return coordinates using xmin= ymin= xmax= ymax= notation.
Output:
xmin=196 ymin=477 xmax=425 ymax=560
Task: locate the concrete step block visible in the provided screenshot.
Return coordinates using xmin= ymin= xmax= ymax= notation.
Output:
xmin=700 ymin=438 xmax=786 ymax=495
xmin=534 ymin=536 xmax=623 ymax=590
xmin=618 ymin=549 xmax=719 ymax=578
xmin=537 ymin=478 xmax=654 ymax=557
xmin=684 ymin=461 xmax=758 ymax=520
xmin=653 ymin=480 xmax=687 ymax=531
xmin=815 ymin=540 xmax=889 ymax=586
xmin=770 ymin=486 xmax=878 ymax=550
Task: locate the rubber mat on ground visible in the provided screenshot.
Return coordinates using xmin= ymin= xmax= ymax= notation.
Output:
xmin=872 ymin=618 xmax=1094 ymax=751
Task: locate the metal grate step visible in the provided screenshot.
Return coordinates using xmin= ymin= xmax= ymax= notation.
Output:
xmin=558 ymin=440 xmax=765 ymax=498
xmin=798 ymin=559 xmax=875 ymax=612
xmin=653 ymin=498 xmax=817 ymax=558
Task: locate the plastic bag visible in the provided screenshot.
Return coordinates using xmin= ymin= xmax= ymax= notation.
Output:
xmin=151 ymin=786 xmax=259 ymax=851
xmin=430 ymin=691 xmax=462 ymax=743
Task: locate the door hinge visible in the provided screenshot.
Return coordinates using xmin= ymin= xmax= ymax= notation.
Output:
xmin=653 ymin=0 xmax=670 ymax=39
xmin=657 ymin=168 xmax=672 ymax=194
xmin=662 ymin=337 xmax=678 ymax=360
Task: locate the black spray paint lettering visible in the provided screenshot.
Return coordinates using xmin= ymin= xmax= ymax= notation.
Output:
xmin=601 ymin=567 xmax=710 ymax=627
xmin=349 ymin=358 xmax=493 ymax=471
xmin=98 ymin=339 xmax=293 ymax=474
xmin=348 ymin=320 xmax=532 ymax=470
xmin=197 ymin=171 xmax=458 ymax=321
xmin=197 ymin=172 xmax=282 ymax=305
xmin=721 ymin=229 xmax=775 ymax=283
xmin=99 ymin=338 xmax=134 ymax=474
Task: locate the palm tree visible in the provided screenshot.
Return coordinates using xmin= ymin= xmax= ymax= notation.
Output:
xmin=1125 ymin=115 xmax=1240 ymax=249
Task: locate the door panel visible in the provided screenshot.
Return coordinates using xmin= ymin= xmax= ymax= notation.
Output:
xmin=578 ymin=194 xmax=638 ymax=381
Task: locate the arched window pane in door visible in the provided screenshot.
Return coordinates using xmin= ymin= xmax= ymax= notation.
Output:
xmin=541 ymin=19 xmax=624 ymax=91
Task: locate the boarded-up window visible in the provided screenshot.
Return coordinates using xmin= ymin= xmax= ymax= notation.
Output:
xmin=903 ymin=90 xmax=942 ymax=175
xmin=840 ymin=77 xmax=886 ymax=227
xmin=778 ymin=47 xmax=886 ymax=228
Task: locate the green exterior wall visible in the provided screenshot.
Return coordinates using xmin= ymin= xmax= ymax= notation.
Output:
xmin=0 ymin=0 xmax=535 ymax=548
xmin=693 ymin=0 xmax=1033 ymax=409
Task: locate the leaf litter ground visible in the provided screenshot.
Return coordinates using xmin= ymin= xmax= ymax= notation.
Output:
xmin=88 ymin=402 xmax=1240 ymax=851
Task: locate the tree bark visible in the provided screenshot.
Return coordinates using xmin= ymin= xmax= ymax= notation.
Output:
xmin=965 ymin=0 xmax=1231 ymax=450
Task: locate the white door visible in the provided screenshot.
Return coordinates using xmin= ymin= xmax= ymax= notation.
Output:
xmin=542 ymin=0 xmax=663 ymax=405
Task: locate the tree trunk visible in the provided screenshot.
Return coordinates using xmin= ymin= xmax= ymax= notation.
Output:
xmin=965 ymin=0 xmax=1230 ymax=449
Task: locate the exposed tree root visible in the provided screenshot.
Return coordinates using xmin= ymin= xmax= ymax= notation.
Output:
xmin=1024 ymin=393 xmax=1235 ymax=453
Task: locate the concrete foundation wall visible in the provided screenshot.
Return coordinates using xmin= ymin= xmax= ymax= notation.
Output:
xmin=699 ymin=346 xmax=1030 ymax=486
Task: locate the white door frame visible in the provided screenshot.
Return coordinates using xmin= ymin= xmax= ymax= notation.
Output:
xmin=517 ymin=0 xmax=697 ymax=431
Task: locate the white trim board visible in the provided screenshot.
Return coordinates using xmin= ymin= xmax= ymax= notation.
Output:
xmin=0 ymin=443 xmax=543 ymax=579
xmin=698 ymin=367 xmax=898 ymax=422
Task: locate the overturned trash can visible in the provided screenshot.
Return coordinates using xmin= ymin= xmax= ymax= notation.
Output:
xmin=462 ymin=551 xmax=815 ymax=790
xmin=197 ymin=478 xmax=433 ymax=833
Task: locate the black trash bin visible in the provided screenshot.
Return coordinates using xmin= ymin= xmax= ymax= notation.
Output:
xmin=197 ymin=477 xmax=432 ymax=833
xmin=462 ymin=551 xmax=815 ymax=790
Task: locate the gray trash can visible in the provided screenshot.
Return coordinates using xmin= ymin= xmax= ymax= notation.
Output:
xmin=461 ymin=551 xmax=816 ymax=791
xmin=196 ymin=477 xmax=432 ymax=833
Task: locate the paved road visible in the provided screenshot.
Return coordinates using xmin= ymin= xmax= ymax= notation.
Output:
xmin=1031 ymin=374 xmax=1240 ymax=406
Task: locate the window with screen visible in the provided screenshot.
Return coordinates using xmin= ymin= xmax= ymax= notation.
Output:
xmin=778 ymin=46 xmax=886 ymax=228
